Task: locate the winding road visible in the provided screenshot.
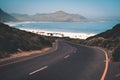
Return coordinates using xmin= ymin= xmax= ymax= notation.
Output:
xmin=0 ymin=40 xmax=119 ymax=80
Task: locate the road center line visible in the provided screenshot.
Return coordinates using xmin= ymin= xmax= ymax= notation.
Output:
xmin=100 ymin=48 xmax=109 ymax=80
xmin=64 ymin=55 xmax=70 ymax=59
xmin=29 ymin=66 xmax=48 ymax=75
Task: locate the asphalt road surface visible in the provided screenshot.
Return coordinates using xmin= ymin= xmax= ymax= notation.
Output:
xmin=0 ymin=40 xmax=119 ymax=80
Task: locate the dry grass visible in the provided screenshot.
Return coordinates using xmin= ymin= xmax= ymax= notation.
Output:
xmin=0 ymin=47 xmax=50 ymax=62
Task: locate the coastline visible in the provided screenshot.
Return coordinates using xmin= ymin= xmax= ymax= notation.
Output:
xmin=19 ymin=28 xmax=95 ymax=39
xmin=5 ymin=21 xmax=119 ymax=39
xmin=5 ymin=22 xmax=96 ymax=39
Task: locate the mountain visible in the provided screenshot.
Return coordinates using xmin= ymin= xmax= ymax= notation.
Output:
xmin=11 ymin=13 xmax=31 ymax=21
xmin=0 ymin=23 xmax=52 ymax=58
xmin=11 ymin=11 xmax=87 ymax=22
xmin=0 ymin=8 xmax=17 ymax=22
xmin=84 ymin=24 xmax=120 ymax=61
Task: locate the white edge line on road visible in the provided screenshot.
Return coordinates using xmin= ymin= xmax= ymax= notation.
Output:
xmin=29 ymin=66 xmax=48 ymax=75
xmin=64 ymin=55 xmax=70 ymax=59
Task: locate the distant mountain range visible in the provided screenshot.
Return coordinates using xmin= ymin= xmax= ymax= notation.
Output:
xmin=1 ymin=8 xmax=119 ymax=22
xmin=0 ymin=8 xmax=17 ymax=22
xmin=11 ymin=11 xmax=87 ymax=22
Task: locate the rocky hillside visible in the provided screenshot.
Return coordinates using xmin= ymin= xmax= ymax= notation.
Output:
xmin=0 ymin=8 xmax=17 ymax=22
xmin=11 ymin=11 xmax=87 ymax=22
xmin=84 ymin=24 xmax=120 ymax=61
xmin=0 ymin=23 xmax=52 ymax=58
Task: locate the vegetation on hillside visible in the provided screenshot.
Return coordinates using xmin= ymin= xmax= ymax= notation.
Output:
xmin=83 ymin=24 xmax=120 ymax=61
xmin=0 ymin=23 xmax=52 ymax=58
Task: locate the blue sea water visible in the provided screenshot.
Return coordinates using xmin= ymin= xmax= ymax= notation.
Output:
xmin=13 ymin=21 xmax=120 ymax=34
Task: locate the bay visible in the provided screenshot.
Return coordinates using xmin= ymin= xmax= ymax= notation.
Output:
xmin=13 ymin=21 xmax=120 ymax=34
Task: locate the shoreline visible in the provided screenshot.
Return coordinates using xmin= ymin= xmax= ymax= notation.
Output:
xmin=18 ymin=28 xmax=95 ymax=39
xmin=5 ymin=22 xmax=96 ymax=39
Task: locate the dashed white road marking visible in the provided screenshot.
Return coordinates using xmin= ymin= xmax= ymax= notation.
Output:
xmin=64 ymin=55 xmax=70 ymax=59
xmin=29 ymin=66 xmax=48 ymax=75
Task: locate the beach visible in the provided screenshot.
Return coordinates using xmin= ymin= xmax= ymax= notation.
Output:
xmin=5 ymin=21 xmax=119 ymax=39
xmin=5 ymin=22 xmax=96 ymax=39
xmin=18 ymin=28 xmax=95 ymax=39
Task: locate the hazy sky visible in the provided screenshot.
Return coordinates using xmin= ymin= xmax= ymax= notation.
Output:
xmin=0 ymin=0 xmax=120 ymax=18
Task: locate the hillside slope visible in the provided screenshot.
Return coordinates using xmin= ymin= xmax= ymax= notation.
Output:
xmin=0 ymin=8 xmax=17 ymax=22
xmin=0 ymin=23 xmax=52 ymax=58
xmin=84 ymin=24 xmax=120 ymax=61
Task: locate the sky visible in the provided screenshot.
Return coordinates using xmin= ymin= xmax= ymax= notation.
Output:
xmin=0 ymin=0 xmax=120 ymax=18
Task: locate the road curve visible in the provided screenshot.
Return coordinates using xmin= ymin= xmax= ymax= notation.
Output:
xmin=99 ymin=48 xmax=109 ymax=80
xmin=0 ymin=40 xmax=117 ymax=80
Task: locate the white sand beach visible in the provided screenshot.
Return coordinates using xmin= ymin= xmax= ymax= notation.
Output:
xmin=5 ymin=22 xmax=96 ymax=39
xmin=19 ymin=28 xmax=95 ymax=39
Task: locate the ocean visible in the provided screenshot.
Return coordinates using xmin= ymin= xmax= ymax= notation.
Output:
xmin=13 ymin=21 xmax=119 ymax=34
xmin=10 ymin=21 xmax=120 ymax=39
